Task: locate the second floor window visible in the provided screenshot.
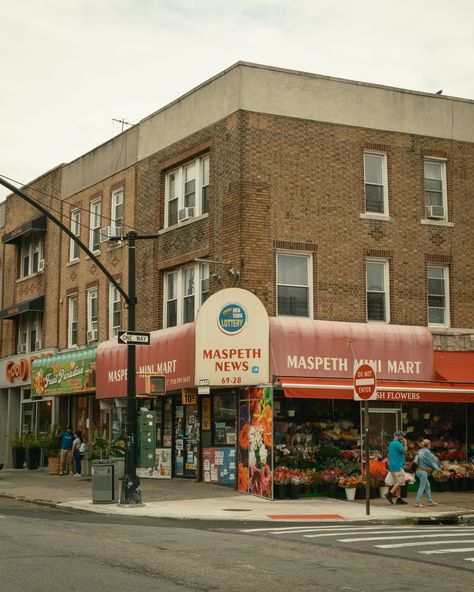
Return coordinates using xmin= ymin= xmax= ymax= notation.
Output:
xmin=69 ymin=209 xmax=81 ymax=261
xmin=366 ymin=260 xmax=389 ymax=322
xmin=364 ymin=152 xmax=388 ymax=215
xmin=19 ymin=233 xmax=43 ymax=278
xmin=109 ymin=283 xmax=121 ymax=338
xmin=165 ymin=155 xmax=210 ymax=227
xmin=17 ymin=312 xmax=42 ymax=354
xmin=87 ymin=288 xmax=98 ymax=342
xmin=276 ymin=253 xmax=311 ymax=317
xmin=89 ymin=199 xmax=101 ymax=252
xmin=164 ymin=262 xmax=210 ymax=327
xmin=427 ymin=265 xmax=449 ymax=327
xmin=111 ymin=188 xmax=124 ymax=229
xmin=68 ymin=294 xmax=78 ymax=347
xmin=424 ymin=159 xmax=447 ymax=221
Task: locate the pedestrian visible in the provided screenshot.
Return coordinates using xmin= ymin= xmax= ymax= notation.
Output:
xmin=385 ymin=430 xmax=408 ymax=505
xmin=71 ymin=430 xmax=86 ymax=476
xmin=56 ymin=425 xmax=75 ymax=475
xmin=414 ymin=439 xmax=441 ymax=507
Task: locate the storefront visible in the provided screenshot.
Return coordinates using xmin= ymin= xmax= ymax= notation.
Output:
xmin=31 ymin=348 xmax=98 ymax=441
xmin=0 ymin=349 xmax=56 ymax=466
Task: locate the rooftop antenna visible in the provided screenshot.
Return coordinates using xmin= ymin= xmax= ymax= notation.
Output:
xmin=112 ymin=118 xmax=134 ymax=133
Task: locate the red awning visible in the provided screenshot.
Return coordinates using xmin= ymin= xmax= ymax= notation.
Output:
xmin=434 ymin=351 xmax=474 ymax=382
xmin=96 ymin=324 xmax=195 ymax=398
xmin=279 ymin=376 xmax=474 ymax=403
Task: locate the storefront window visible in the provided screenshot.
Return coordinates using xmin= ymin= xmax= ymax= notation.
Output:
xmin=37 ymin=399 xmax=53 ymax=433
xmin=163 ymin=398 xmax=173 ymax=447
xmin=213 ymin=394 xmax=236 ymax=446
xmin=111 ymin=401 xmax=127 ymax=440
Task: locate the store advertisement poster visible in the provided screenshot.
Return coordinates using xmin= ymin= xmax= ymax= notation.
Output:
xmin=137 ymin=448 xmax=172 ymax=479
xmin=202 ymin=448 xmax=236 ymax=485
xmin=238 ymin=387 xmax=273 ymax=499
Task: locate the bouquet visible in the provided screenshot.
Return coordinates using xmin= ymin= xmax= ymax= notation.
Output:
xmin=432 ymin=470 xmax=451 ymax=482
xmin=338 ymin=475 xmax=364 ymax=488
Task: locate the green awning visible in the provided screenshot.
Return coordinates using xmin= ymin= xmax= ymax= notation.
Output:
xmin=32 ymin=347 xmax=96 ymax=396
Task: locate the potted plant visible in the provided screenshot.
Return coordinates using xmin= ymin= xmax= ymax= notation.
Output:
xmin=10 ymin=431 xmax=25 ymax=469
xmin=273 ymin=468 xmax=290 ymax=499
xmin=38 ymin=432 xmax=60 ymax=475
xmin=338 ymin=475 xmax=363 ymax=501
xmin=23 ymin=432 xmax=41 ymax=470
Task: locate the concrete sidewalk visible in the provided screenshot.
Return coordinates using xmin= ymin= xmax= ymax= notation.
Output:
xmin=1 ymin=468 xmax=473 ymax=522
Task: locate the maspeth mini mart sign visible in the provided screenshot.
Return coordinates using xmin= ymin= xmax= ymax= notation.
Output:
xmin=195 ymin=288 xmax=269 ymax=386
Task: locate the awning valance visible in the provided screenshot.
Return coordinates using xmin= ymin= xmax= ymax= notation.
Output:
xmin=0 ymin=296 xmax=45 ymax=320
xmin=278 ymin=375 xmax=474 ymax=403
xmin=2 ymin=216 xmax=47 ymax=244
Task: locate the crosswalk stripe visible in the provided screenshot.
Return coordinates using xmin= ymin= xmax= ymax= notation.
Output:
xmin=420 ymin=547 xmax=474 ymax=555
xmin=239 ymin=525 xmax=404 ymax=533
xmin=269 ymin=526 xmax=415 ymax=536
xmin=377 ymin=540 xmax=474 ymax=549
xmin=337 ymin=532 xmax=473 ymax=543
xmin=464 ymin=558 xmax=474 ymax=562
xmin=303 ymin=529 xmax=450 ymax=542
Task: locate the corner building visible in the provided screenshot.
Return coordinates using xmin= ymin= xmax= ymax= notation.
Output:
xmin=1 ymin=63 xmax=473 ymax=494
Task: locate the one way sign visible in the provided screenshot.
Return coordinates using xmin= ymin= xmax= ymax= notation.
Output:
xmin=118 ymin=330 xmax=151 ymax=345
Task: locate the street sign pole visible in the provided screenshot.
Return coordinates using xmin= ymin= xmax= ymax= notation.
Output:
xmin=353 ymin=363 xmax=377 ymax=517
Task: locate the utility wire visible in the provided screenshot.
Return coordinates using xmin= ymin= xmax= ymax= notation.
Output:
xmin=0 ymin=173 xmax=159 ymax=237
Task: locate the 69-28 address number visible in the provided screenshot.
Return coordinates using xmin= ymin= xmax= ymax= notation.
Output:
xmin=221 ymin=377 xmax=242 ymax=384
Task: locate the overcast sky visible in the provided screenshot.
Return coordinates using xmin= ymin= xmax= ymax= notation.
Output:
xmin=1 ymin=0 xmax=473 ymax=201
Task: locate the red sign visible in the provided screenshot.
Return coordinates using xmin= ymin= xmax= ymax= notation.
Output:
xmin=354 ymin=363 xmax=377 ymax=400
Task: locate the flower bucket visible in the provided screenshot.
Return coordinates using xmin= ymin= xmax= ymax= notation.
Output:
xmin=273 ymin=483 xmax=288 ymax=500
xmin=344 ymin=487 xmax=356 ymax=501
xmin=289 ymin=484 xmax=300 ymax=499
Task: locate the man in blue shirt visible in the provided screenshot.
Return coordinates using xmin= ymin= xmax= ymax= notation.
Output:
xmin=57 ymin=425 xmax=75 ymax=475
xmin=385 ymin=430 xmax=408 ymax=505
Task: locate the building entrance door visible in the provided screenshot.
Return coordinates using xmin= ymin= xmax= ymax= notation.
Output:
xmin=174 ymin=403 xmax=199 ymax=478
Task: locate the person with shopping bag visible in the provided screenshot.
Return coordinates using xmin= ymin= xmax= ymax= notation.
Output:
xmin=414 ymin=439 xmax=441 ymax=507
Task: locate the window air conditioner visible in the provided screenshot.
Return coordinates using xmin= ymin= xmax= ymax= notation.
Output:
xmin=426 ymin=205 xmax=445 ymax=220
xmin=38 ymin=259 xmax=45 ymax=272
xmin=100 ymin=226 xmax=123 ymax=242
xmin=17 ymin=343 xmax=27 ymax=354
xmin=178 ymin=207 xmax=195 ymax=222
xmin=87 ymin=329 xmax=98 ymax=343
xmin=34 ymin=340 xmax=42 ymax=351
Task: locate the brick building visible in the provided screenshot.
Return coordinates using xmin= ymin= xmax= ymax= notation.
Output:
xmin=1 ymin=63 xmax=473 ymax=481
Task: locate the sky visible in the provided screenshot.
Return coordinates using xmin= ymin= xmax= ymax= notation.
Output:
xmin=1 ymin=0 xmax=474 ymax=201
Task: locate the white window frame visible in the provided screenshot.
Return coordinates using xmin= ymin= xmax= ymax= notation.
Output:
xmin=366 ymin=259 xmax=390 ymax=323
xmin=19 ymin=233 xmax=44 ymax=278
xmin=363 ymin=151 xmax=389 ymax=217
xmin=163 ymin=262 xmax=210 ymax=327
xmin=87 ymin=287 xmax=98 ymax=336
xmin=67 ymin=294 xmax=78 ymax=348
xmin=89 ymin=199 xmax=101 ymax=252
xmin=111 ymin=188 xmax=124 ymax=229
xmin=276 ymin=252 xmax=313 ymax=318
xmin=424 ymin=158 xmax=447 ymax=222
xmin=109 ymin=283 xmax=121 ymax=338
xmin=164 ymin=155 xmax=210 ymax=228
xmin=18 ymin=312 xmax=42 ymax=354
xmin=427 ymin=265 xmax=450 ymax=328
xmin=69 ymin=209 xmax=81 ymax=262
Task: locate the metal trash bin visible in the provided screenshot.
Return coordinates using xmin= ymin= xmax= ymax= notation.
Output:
xmin=92 ymin=460 xmax=119 ymax=503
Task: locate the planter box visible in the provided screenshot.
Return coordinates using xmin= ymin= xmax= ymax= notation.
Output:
xmin=12 ymin=447 xmax=25 ymax=469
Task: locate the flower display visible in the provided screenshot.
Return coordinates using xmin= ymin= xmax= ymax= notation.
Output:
xmin=338 ymin=475 xmax=365 ymax=488
xmin=432 ymin=470 xmax=451 ymax=482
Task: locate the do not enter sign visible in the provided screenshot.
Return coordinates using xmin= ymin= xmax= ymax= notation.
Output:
xmin=354 ymin=363 xmax=377 ymax=401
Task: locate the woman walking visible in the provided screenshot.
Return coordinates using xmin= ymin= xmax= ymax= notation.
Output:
xmin=72 ymin=430 xmax=85 ymax=476
xmin=414 ymin=439 xmax=441 ymax=507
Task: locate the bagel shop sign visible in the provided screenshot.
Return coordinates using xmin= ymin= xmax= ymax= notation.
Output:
xmin=31 ymin=348 xmax=96 ymax=396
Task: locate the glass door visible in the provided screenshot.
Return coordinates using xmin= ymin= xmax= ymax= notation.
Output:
xmin=174 ymin=403 xmax=199 ymax=478
xmin=362 ymin=408 xmax=401 ymax=457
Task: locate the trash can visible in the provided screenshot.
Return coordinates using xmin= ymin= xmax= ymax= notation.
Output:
xmin=92 ymin=460 xmax=119 ymax=503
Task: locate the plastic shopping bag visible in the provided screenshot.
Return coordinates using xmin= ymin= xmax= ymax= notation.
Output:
xmin=385 ymin=472 xmax=394 ymax=486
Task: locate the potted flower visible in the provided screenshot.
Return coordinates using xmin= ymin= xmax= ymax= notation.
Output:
xmin=338 ymin=475 xmax=363 ymax=500
xmin=10 ymin=431 xmax=25 ymax=469
xmin=273 ymin=468 xmax=291 ymax=499
xmin=289 ymin=473 xmax=305 ymax=499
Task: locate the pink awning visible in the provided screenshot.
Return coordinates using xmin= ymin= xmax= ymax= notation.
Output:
xmin=269 ymin=317 xmax=434 ymax=381
xmin=96 ymin=324 xmax=195 ymax=398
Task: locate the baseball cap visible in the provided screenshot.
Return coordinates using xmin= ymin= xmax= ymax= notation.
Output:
xmin=394 ymin=430 xmax=405 ymax=437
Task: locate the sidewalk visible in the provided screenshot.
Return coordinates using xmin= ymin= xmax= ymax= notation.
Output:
xmin=1 ymin=468 xmax=473 ymax=522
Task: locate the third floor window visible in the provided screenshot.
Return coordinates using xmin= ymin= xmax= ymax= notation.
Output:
xmin=89 ymin=199 xmax=101 ymax=252
xmin=364 ymin=152 xmax=388 ymax=215
xmin=424 ymin=159 xmax=447 ymax=221
xmin=165 ymin=155 xmax=210 ymax=227
xmin=69 ymin=209 xmax=81 ymax=261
